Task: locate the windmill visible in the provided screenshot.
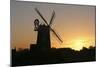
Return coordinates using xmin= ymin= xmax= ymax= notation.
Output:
xmin=34 ymin=8 xmax=63 ymax=51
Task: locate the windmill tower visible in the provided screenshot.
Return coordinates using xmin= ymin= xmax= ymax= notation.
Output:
xmin=34 ymin=8 xmax=63 ymax=51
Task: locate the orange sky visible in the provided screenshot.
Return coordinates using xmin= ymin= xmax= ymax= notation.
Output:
xmin=11 ymin=0 xmax=96 ymax=51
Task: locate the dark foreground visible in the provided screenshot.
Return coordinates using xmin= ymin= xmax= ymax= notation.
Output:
xmin=12 ymin=46 xmax=96 ymax=67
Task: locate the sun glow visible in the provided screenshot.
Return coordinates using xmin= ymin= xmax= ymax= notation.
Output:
xmin=61 ymin=37 xmax=95 ymax=51
xmin=71 ymin=39 xmax=85 ymax=51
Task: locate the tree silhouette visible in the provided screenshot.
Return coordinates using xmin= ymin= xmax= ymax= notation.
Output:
xmin=12 ymin=45 xmax=96 ymax=66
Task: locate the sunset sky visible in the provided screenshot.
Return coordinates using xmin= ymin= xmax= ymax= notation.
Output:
xmin=11 ymin=0 xmax=96 ymax=51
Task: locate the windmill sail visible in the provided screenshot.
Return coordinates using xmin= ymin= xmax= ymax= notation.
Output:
xmin=51 ymin=28 xmax=63 ymax=43
xmin=35 ymin=8 xmax=48 ymax=25
xmin=49 ymin=10 xmax=55 ymax=26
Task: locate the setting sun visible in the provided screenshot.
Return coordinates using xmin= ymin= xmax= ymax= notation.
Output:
xmin=60 ymin=37 xmax=95 ymax=51
xmin=71 ymin=39 xmax=85 ymax=51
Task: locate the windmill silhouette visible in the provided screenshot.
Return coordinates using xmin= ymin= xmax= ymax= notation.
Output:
xmin=34 ymin=8 xmax=63 ymax=51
